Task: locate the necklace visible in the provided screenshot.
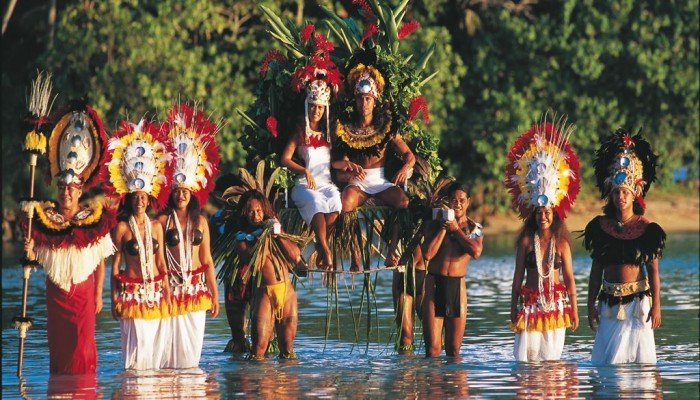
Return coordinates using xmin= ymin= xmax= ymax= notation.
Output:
xmin=534 ymin=232 xmax=556 ymax=312
xmin=615 ymin=214 xmax=637 ymax=233
xmin=129 ymin=215 xmax=155 ymax=307
xmin=166 ymin=212 xmax=192 ymax=290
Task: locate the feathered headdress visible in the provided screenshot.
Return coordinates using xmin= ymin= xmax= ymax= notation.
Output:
xmin=47 ymin=98 xmax=108 ymax=188
xmin=347 ymin=63 xmax=385 ymax=99
xmin=505 ymin=115 xmax=580 ymax=220
xmin=105 ymin=119 xmax=172 ymax=210
xmin=162 ymin=103 xmax=221 ymax=206
xmin=593 ymin=128 xmax=658 ymax=210
xmin=290 ymin=57 xmax=343 ymax=144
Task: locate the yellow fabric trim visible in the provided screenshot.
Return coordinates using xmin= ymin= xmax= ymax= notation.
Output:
xmin=510 ymin=312 xmax=572 ymax=333
xmin=265 ymin=281 xmax=288 ymax=321
xmin=116 ymin=299 xmax=169 ymax=320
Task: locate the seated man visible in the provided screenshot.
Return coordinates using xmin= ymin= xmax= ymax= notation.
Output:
xmin=421 ymin=182 xmax=483 ymax=357
xmin=332 ymin=63 xmax=415 ymax=268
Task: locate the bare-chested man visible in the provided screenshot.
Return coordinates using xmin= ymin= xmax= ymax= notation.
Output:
xmin=421 ymin=182 xmax=483 ymax=357
xmin=233 ymin=190 xmax=301 ymax=359
xmin=332 ymin=63 xmax=415 ymax=268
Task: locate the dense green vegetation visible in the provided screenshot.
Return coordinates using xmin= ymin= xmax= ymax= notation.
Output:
xmin=2 ymin=0 xmax=697 ymax=211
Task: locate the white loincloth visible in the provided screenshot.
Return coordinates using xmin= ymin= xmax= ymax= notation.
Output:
xmin=162 ymin=310 xmax=207 ymax=369
xmin=592 ymin=295 xmax=656 ymax=364
xmin=348 ymin=167 xmax=396 ymax=195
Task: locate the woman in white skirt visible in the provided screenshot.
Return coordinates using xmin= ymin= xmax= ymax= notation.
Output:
xmin=107 ymin=119 xmax=173 ymax=370
xmin=280 ymin=64 xmax=342 ymax=269
xmin=158 ymin=102 xmax=221 ymax=368
xmin=505 ymin=117 xmax=580 ymax=361
xmin=584 ymin=129 xmax=664 ymax=364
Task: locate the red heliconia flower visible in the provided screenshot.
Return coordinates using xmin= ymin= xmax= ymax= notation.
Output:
xmin=623 ymin=134 xmax=634 ymax=148
xmin=360 ymin=23 xmax=378 ymax=45
xmin=398 ymin=21 xmax=420 ymax=40
xmin=260 ymin=50 xmax=287 ymax=77
xmin=300 ymin=24 xmax=314 ymax=45
xmin=266 ymin=115 xmax=278 ymax=138
xmin=407 ymin=96 xmax=430 ymax=124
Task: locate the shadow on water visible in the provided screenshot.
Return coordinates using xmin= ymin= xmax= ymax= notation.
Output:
xmin=2 ymin=233 xmax=698 ymax=398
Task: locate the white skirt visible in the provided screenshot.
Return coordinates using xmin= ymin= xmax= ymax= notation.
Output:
xmin=120 ymin=318 xmax=169 ymax=370
xmin=291 ymin=182 xmax=342 ymax=224
xmin=513 ymin=300 xmax=567 ymax=362
xmin=592 ymin=295 xmax=656 ymax=364
xmin=162 ymin=310 xmax=207 ymax=369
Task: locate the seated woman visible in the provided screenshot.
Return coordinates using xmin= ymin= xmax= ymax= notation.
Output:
xmin=280 ymin=72 xmax=342 ymax=269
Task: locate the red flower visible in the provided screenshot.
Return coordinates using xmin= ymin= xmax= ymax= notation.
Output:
xmin=266 ymin=116 xmax=278 ymax=138
xmin=623 ymin=134 xmax=634 ymax=148
xmin=360 ymin=23 xmax=378 ymax=45
xmin=260 ymin=50 xmax=287 ymax=77
xmin=313 ymin=33 xmax=335 ymax=55
xmin=407 ymin=96 xmax=430 ymax=124
xmin=300 ymin=24 xmax=314 ymax=44
xmin=398 ymin=21 xmax=420 ymax=40
xmin=352 ymin=0 xmax=375 ymax=22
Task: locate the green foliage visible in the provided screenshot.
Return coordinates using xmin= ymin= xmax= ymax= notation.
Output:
xmin=2 ymin=0 xmax=697 ymax=215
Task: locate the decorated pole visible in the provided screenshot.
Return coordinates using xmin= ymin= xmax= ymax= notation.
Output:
xmin=14 ymin=71 xmax=54 ymax=377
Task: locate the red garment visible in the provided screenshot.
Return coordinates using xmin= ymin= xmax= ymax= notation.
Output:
xmin=46 ymin=273 xmax=97 ymax=374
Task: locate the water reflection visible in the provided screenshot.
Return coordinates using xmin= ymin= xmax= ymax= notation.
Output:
xmin=591 ymin=365 xmax=663 ymax=399
xmin=512 ymin=361 xmax=579 ymax=399
xmin=1 ymin=233 xmax=698 ymax=398
xmin=47 ymin=374 xmax=99 ymax=399
xmin=111 ymin=368 xmax=219 ymax=399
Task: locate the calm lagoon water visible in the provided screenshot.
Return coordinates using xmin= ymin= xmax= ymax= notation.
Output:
xmin=2 ymin=233 xmax=698 ymax=399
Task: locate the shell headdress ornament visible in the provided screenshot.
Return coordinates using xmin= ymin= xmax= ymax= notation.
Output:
xmin=290 ymin=57 xmax=343 ymax=144
xmin=162 ymin=103 xmax=221 ymax=206
xmin=593 ymin=128 xmax=658 ymax=210
xmin=105 ymin=119 xmax=172 ymax=210
xmin=505 ymin=115 xmax=581 ymax=220
xmin=347 ymin=64 xmax=385 ymax=99
xmin=48 ymin=98 xmax=108 ymax=188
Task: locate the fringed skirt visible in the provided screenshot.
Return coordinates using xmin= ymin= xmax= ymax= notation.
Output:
xmin=511 ymin=283 xmax=573 ymax=362
xmin=592 ymin=280 xmax=656 ymax=364
xmin=163 ymin=265 xmax=213 ymax=368
xmin=115 ymin=274 xmax=170 ymax=370
xmin=291 ymin=181 xmax=342 ymax=224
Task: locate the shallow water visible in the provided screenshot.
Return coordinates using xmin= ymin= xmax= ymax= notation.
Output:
xmin=2 ymin=233 xmax=698 ymax=399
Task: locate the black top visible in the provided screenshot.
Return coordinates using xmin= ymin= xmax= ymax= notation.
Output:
xmin=583 ymin=215 xmax=666 ymax=265
xmin=124 ymin=239 xmax=159 ymax=256
xmin=524 ymin=251 xmax=563 ymax=270
xmin=165 ymin=228 xmax=203 ymax=247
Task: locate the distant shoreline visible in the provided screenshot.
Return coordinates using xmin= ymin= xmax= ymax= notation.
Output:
xmin=478 ymin=192 xmax=700 ymax=235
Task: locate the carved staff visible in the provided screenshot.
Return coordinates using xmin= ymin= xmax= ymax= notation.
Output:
xmin=14 ymin=71 xmax=54 ymax=377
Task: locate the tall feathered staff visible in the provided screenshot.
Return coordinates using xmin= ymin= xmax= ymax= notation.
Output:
xmin=15 ymin=71 xmax=55 ymax=377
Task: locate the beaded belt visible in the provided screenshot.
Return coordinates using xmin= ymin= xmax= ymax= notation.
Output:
xmin=602 ymin=279 xmax=650 ymax=297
